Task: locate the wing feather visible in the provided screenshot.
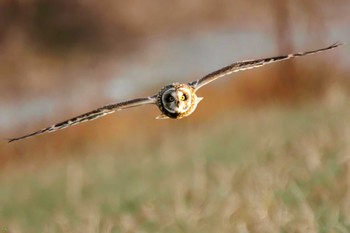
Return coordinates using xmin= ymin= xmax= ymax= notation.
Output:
xmin=189 ymin=42 xmax=343 ymax=90
xmin=8 ymin=96 xmax=157 ymax=142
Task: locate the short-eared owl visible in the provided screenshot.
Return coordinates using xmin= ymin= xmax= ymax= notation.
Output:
xmin=8 ymin=42 xmax=342 ymax=142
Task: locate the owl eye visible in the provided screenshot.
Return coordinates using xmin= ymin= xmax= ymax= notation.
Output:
xmin=180 ymin=94 xmax=187 ymax=101
xmin=168 ymin=96 xmax=174 ymax=102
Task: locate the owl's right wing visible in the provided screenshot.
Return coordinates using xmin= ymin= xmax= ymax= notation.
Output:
xmin=188 ymin=42 xmax=343 ymax=91
xmin=8 ymin=96 xmax=157 ymax=142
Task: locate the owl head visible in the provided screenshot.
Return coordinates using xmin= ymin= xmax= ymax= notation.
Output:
xmin=156 ymin=83 xmax=203 ymax=119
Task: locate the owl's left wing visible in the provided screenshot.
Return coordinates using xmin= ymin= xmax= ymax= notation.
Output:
xmin=7 ymin=96 xmax=157 ymax=142
xmin=189 ymin=42 xmax=343 ymax=91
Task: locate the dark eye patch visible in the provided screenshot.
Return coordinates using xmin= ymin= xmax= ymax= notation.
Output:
xmin=166 ymin=94 xmax=174 ymax=102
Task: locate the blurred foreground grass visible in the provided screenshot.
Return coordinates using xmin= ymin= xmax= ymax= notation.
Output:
xmin=1 ymin=87 xmax=350 ymax=233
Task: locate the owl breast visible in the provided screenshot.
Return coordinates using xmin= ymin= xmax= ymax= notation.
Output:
xmin=157 ymin=83 xmax=199 ymax=119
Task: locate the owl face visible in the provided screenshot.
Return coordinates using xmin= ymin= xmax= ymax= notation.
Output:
xmin=157 ymin=83 xmax=202 ymax=119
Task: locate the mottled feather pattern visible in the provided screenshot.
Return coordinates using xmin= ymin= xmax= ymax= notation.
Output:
xmin=189 ymin=42 xmax=343 ymax=90
xmin=7 ymin=109 xmax=112 ymax=142
xmin=8 ymin=97 xmax=156 ymax=142
xmin=7 ymin=42 xmax=342 ymax=142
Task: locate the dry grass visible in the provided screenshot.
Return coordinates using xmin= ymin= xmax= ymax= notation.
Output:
xmin=0 ymin=85 xmax=350 ymax=233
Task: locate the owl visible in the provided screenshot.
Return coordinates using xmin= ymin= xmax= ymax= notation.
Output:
xmin=8 ymin=42 xmax=342 ymax=142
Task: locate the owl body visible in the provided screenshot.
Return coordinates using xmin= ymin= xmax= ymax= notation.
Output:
xmin=156 ymin=83 xmax=203 ymax=119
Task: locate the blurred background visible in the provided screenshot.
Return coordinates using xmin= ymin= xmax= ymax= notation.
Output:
xmin=0 ymin=0 xmax=349 ymax=232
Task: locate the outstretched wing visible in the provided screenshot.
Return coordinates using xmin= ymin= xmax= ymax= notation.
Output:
xmin=8 ymin=96 xmax=157 ymax=142
xmin=188 ymin=42 xmax=343 ymax=91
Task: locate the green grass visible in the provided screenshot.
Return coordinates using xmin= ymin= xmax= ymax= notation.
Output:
xmin=1 ymin=92 xmax=350 ymax=233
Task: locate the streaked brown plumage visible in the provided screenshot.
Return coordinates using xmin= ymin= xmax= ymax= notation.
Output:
xmin=8 ymin=42 xmax=343 ymax=142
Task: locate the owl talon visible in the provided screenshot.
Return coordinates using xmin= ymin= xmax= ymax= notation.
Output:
xmin=156 ymin=114 xmax=169 ymax=120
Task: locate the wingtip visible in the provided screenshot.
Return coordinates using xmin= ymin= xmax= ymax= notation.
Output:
xmin=3 ymin=138 xmax=14 ymax=143
xmin=5 ymin=138 xmax=16 ymax=143
xmin=331 ymin=41 xmax=345 ymax=48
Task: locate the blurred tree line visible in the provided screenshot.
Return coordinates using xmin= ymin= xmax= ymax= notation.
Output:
xmin=1 ymin=0 xmax=344 ymax=55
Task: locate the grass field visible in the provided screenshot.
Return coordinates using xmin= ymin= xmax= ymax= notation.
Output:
xmin=1 ymin=86 xmax=350 ymax=233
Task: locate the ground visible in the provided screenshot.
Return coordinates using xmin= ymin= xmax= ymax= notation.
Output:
xmin=1 ymin=86 xmax=349 ymax=233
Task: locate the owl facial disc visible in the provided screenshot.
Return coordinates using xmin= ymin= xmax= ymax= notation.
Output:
xmin=156 ymin=83 xmax=202 ymax=119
